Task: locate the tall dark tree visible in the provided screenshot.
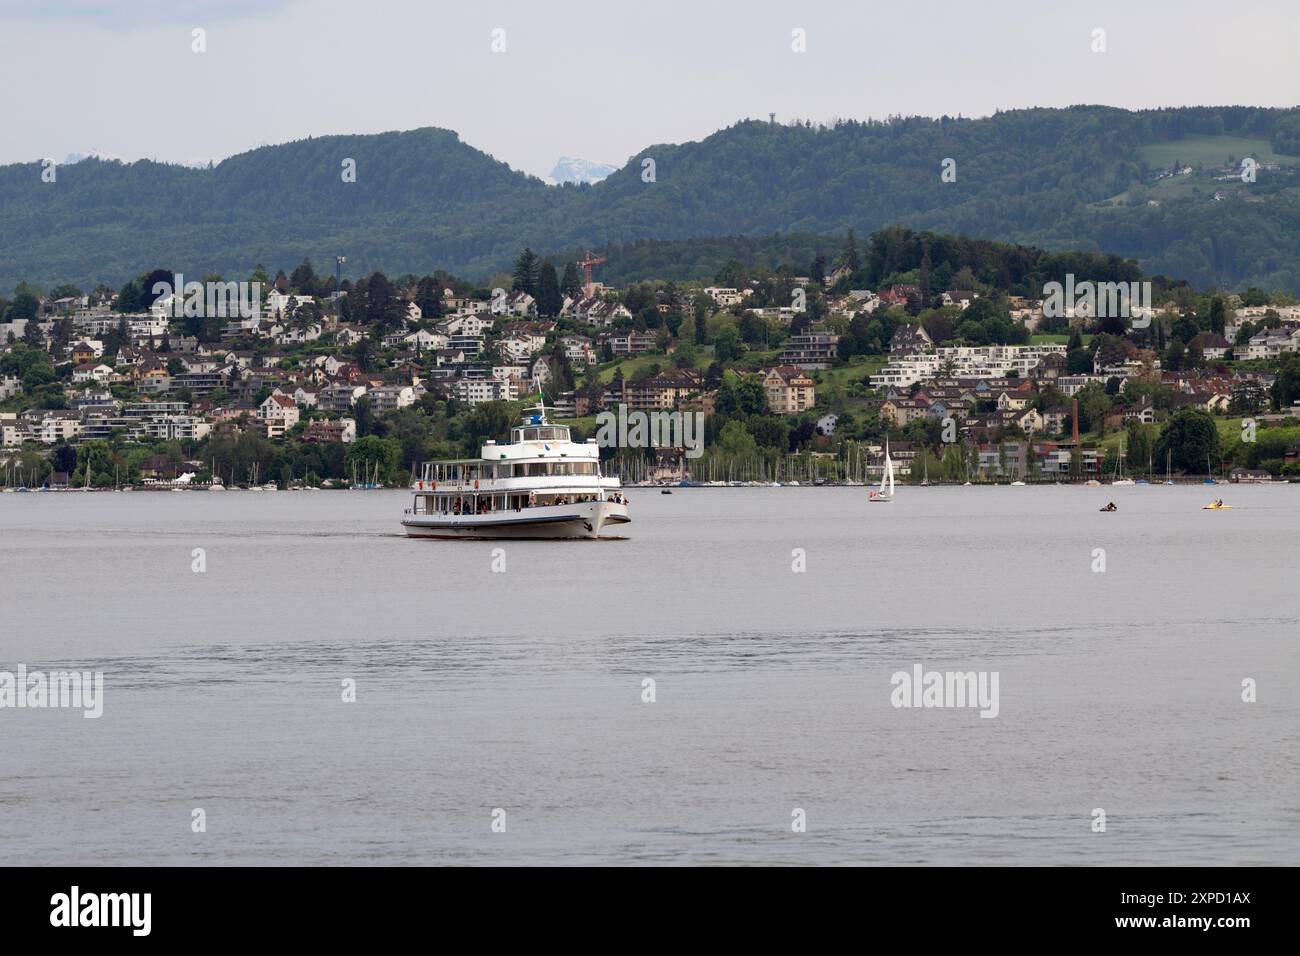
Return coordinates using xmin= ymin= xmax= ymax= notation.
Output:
xmin=142 ymin=269 xmax=174 ymax=305
xmin=8 ymin=291 xmax=39 ymax=321
xmin=512 ymin=248 xmax=540 ymax=296
xmin=115 ymin=279 xmax=144 ymax=313
xmin=693 ymin=293 xmax=710 ymax=346
xmin=809 ymin=253 xmax=826 ymax=287
xmin=1271 ymin=356 xmax=1300 ymax=410
xmin=103 ymin=317 xmax=130 ymax=357
xmin=841 ymin=229 xmax=860 ymax=273
xmin=414 ymin=276 xmax=443 ymax=318
xmin=1209 ymin=296 xmax=1226 ymax=335
xmin=560 ymin=262 xmax=583 ymax=299
xmin=350 ymin=271 xmax=405 ymax=334
xmin=290 ymin=258 xmax=317 ymax=292
xmin=21 ymin=315 xmax=43 ymax=346
xmin=536 ymin=261 xmax=563 ymax=317
xmin=352 ymin=336 xmax=375 ymax=372
xmin=546 ymin=339 xmax=576 ymax=393
xmin=1154 ymin=409 xmax=1220 ymax=475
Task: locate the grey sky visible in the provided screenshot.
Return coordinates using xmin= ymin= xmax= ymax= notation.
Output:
xmin=2 ymin=0 xmax=1297 ymax=178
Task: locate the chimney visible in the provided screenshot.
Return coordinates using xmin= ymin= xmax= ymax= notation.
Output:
xmin=1072 ymin=398 xmax=1079 ymax=444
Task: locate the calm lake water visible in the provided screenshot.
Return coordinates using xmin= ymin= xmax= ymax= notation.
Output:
xmin=1 ymin=485 xmax=1297 ymax=865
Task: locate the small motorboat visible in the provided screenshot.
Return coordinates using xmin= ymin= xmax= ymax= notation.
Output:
xmin=660 ymin=489 xmax=672 ymax=495
xmin=1203 ymin=501 xmax=1232 ymax=510
xmin=1100 ymin=502 xmax=1118 ymax=512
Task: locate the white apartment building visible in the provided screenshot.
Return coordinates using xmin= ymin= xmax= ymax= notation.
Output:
xmin=453 ymin=378 xmax=518 ymax=405
xmin=31 ymin=411 xmax=83 ymax=444
xmin=870 ymin=344 xmax=1068 ymax=389
xmin=136 ymin=415 xmax=211 ymax=441
xmin=366 ymin=385 xmax=416 ymax=413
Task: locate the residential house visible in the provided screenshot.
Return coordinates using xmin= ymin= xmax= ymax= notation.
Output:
xmin=367 ymin=385 xmax=416 ymax=413
xmin=491 ymin=291 xmax=537 ymax=318
xmin=761 ymin=365 xmax=816 ymax=415
xmin=302 ymin=418 xmax=357 ymax=444
xmin=1041 ymin=406 xmax=1072 ymax=435
xmin=453 ymin=378 xmax=517 ymax=405
xmin=777 ymin=333 xmax=839 ymax=370
xmin=334 ymin=325 xmax=367 ymax=346
xmin=1190 ymin=331 xmax=1231 ymax=360
xmin=560 ymin=335 xmax=596 ymax=366
xmin=890 ymin=324 xmax=932 ymax=356
xmin=318 ymin=383 xmax=368 ymax=412
xmin=622 ymin=369 xmax=704 ymax=411
xmin=72 ymin=362 xmax=116 ymax=384
xmin=704 ymin=287 xmax=747 ymax=307
xmin=597 ymin=330 xmax=656 ymax=357
xmin=256 ymin=393 xmax=300 ymax=438
xmin=880 ymin=398 xmax=930 ymax=427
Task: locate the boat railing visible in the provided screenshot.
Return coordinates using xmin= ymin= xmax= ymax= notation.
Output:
xmin=406 ymin=491 xmax=615 ymax=517
xmin=413 ymin=473 xmax=612 ymax=493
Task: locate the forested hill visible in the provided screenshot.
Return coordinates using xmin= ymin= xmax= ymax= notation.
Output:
xmin=5 ymin=105 xmax=1300 ymax=291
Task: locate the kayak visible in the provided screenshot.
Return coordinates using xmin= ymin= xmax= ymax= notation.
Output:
xmin=1203 ymin=504 xmax=1232 ymax=510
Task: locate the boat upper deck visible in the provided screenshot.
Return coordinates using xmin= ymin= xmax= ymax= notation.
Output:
xmin=416 ymin=402 xmax=613 ymax=489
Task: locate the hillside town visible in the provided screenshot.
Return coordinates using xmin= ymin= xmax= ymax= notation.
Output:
xmin=4 ymin=239 xmax=1300 ymax=489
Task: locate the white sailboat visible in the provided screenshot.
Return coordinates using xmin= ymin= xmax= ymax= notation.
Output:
xmin=869 ymin=440 xmax=895 ymax=502
xmin=1111 ymin=442 xmax=1135 ymax=485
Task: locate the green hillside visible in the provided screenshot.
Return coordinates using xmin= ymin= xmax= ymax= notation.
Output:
xmin=6 ymin=106 xmax=1300 ymax=292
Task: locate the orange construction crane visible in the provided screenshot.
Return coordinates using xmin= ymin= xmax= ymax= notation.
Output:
xmin=576 ymin=249 xmax=606 ymax=289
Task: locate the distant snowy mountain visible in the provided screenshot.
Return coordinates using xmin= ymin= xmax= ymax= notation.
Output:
xmin=548 ymin=156 xmax=616 ymax=185
xmin=63 ymin=149 xmax=211 ymax=168
xmin=63 ymin=148 xmax=122 ymax=164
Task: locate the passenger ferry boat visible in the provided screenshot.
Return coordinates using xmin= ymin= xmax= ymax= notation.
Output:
xmin=402 ymin=403 xmax=630 ymax=539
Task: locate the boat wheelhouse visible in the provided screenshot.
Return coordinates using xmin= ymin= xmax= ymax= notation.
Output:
xmin=402 ymin=404 xmax=629 ymax=539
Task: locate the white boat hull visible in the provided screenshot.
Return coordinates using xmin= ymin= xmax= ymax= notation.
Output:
xmin=402 ymin=500 xmax=629 ymax=540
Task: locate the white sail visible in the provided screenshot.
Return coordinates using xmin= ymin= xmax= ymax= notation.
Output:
xmin=871 ymin=439 xmax=895 ymax=501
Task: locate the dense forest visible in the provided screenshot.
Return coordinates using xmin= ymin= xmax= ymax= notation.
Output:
xmin=5 ymin=105 xmax=1300 ymax=291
